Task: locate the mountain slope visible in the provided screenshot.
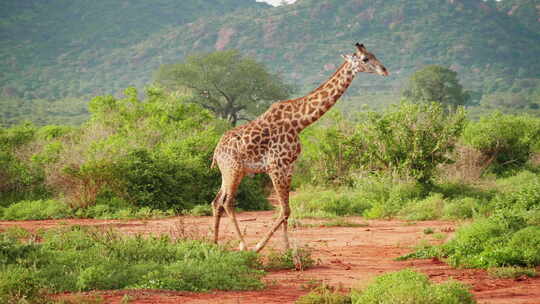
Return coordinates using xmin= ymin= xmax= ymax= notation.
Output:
xmin=0 ymin=0 xmax=269 ymax=99
xmin=1 ymin=0 xmax=539 ymax=100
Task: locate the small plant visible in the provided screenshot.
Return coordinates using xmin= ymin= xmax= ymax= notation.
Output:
xmin=264 ymin=246 xmax=315 ymax=271
xmin=432 ymin=232 xmax=448 ymax=241
xmin=350 ymin=269 xmax=476 ymax=304
xmin=187 ymin=204 xmax=213 ymax=216
xmin=423 ymin=227 xmax=435 ymax=235
xmin=487 ymin=267 xmax=537 ymax=279
xmin=296 ymin=284 xmax=351 ymax=304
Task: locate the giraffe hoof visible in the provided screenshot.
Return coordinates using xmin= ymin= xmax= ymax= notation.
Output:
xmin=253 ymin=243 xmax=263 ymax=253
xmin=239 ymin=242 xmax=247 ymax=251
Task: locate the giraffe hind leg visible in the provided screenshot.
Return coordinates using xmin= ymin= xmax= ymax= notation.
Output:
xmin=212 ymin=189 xmax=225 ymax=244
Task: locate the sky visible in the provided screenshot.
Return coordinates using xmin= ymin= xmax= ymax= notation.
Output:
xmin=257 ymin=0 xmax=297 ymax=6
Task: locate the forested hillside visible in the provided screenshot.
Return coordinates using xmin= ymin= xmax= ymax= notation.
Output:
xmin=0 ymin=0 xmax=268 ymax=99
xmin=1 ymin=0 xmax=539 ymax=122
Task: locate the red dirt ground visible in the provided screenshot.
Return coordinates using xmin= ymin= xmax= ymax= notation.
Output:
xmin=1 ymin=212 xmax=539 ymax=304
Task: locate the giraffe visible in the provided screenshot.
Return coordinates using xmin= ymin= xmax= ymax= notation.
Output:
xmin=211 ymin=43 xmax=389 ymax=252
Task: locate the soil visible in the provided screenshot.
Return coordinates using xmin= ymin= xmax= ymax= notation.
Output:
xmin=1 ymin=211 xmax=539 ymax=304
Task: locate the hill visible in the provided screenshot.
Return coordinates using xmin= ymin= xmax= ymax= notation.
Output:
xmin=0 ymin=0 xmax=268 ymax=99
xmin=1 ymin=0 xmax=539 ymax=105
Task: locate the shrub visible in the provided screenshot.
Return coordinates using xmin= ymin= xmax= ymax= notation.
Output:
xmin=1 ymin=199 xmax=71 ymax=220
xmin=399 ymin=193 xmax=446 ymax=221
xmin=356 ymin=102 xmax=466 ymax=183
xmin=295 ymin=112 xmax=362 ymax=187
xmin=462 ymin=112 xmax=540 ymax=174
xmin=359 ymin=178 xmax=425 ymax=219
xmin=291 ymin=187 xmax=371 ymax=219
xmin=0 ymin=123 xmax=47 ymax=204
xmin=34 ymin=87 xmax=270 ymax=213
xmin=350 ymin=269 xmax=475 ymax=304
xmin=0 ymin=265 xmax=43 ymax=304
xmin=417 ymin=211 xmax=538 ymax=268
xmin=442 ymin=197 xmax=478 ymax=220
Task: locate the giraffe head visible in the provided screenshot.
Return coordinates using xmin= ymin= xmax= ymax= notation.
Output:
xmin=342 ymin=43 xmax=389 ymax=76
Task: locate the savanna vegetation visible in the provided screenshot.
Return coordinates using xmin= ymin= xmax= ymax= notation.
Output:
xmin=2 ymin=0 xmax=540 ymax=298
xmin=1 ymin=49 xmax=540 ymax=301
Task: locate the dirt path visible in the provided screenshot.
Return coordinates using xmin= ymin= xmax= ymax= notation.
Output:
xmin=1 ymin=212 xmax=539 ymax=304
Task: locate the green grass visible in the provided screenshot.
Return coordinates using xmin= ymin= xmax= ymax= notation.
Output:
xmin=264 ymin=247 xmax=315 ymax=271
xmin=423 ymin=227 xmax=435 ymax=235
xmin=399 ymin=175 xmax=540 ymax=268
xmin=296 ymin=284 xmax=351 ymax=304
xmin=290 ymin=187 xmax=372 ymax=219
xmin=487 ymin=267 xmax=537 ymax=279
xmin=186 ymin=204 xmax=213 ymax=216
xmin=0 ymin=199 xmax=72 ymax=220
xmin=0 ymin=198 xmax=175 ymax=220
xmin=0 ymin=227 xmax=264 ymax=303
xmin=291 ymin=179 xmax=425 ymax=220
xmin=399 ymin=194 xmax=445 ymax=221
xmin=350 ymin=269 xmax=476 ymax=304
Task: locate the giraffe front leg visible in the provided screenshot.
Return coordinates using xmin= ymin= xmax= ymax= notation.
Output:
xmin=254 ymin=168 xmax=292 ymax=253
xmin=221 ymin=170 xmax=248 ymax=251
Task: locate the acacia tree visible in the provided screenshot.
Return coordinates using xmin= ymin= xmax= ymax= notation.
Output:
xmin=402 ymin=65 xmax=470 ymax=109
xmin=155 ymin=50 xmax=293 ymax=125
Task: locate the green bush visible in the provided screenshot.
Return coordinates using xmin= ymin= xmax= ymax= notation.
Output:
xmin=442 ymin=197 xmax=478 ymax=220
xmin=0 ymin=87 xmax=270 ymax=215
xmin=350 ymin=269 xmax=475 ymax=304
xmin=296 ymin=103 xmax=465 ymax=186
xmin=356 ymin=102 xmax=466 ymax=183
xmin=0 ymin=227 xmax=264 ymax=302
xmin=399 ymin=193 xmax=446 ymax=221
xmin=291 ymin=188 xmax=372 ymax=219
xmin=0 ymin=265 xmax=44 ymax=304
xmin=462 ymin=112 xmax=540 ymax=173
xmin=1 ymin=199 xmax=71 ymax=220
xmin=359 ymin=178 xmax=425 ymax=219
xmin=291 ymin=178 xmax=426 ymax=220
xmin=295 ymin=112 xmax=362 ymax=187
xmin=0 ymin=123 xmax=47 ymax=204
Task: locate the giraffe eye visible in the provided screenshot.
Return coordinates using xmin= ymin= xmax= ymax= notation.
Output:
xmin=362 ymin=57 xmax=369 ymax=63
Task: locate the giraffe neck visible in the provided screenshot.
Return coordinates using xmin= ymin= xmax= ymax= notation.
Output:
xmin=296 ymin=62 xmax=356 ymax=131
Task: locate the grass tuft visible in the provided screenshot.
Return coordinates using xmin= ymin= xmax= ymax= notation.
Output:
xmin=350 ymin=269 xmax=476 ymax=304
xmin=264 ymin=246 xmax=315 ymax=271
xmin=295 ymin=284 xmax=351 ymax=304
xmin=487 ymin=267 xmax=537 ymax=279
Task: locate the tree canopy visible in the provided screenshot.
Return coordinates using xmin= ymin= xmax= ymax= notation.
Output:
xmin=154 ymin=50 xmax=293 ymax=125
xmin=402 ymin=65 xmax=470 ymax=109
